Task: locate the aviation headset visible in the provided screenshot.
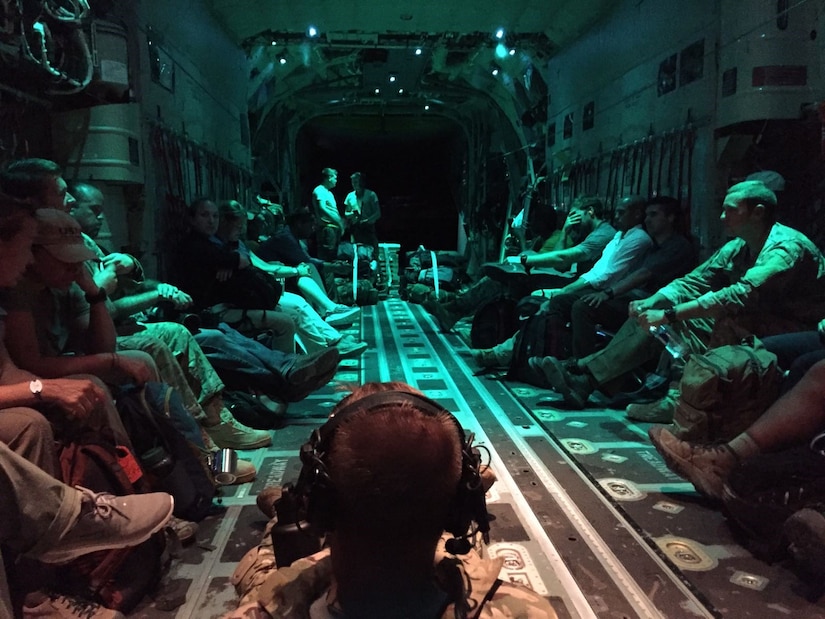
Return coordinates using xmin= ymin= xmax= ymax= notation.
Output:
xmin=287 ymin=390 xmax=491 ymax=549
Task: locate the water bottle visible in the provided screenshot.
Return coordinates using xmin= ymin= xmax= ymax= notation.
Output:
xmin=649 ymin=325 xmax=690 ymax=361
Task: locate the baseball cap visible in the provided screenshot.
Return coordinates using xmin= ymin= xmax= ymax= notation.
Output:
xmin=33 ymin=208 xmax=97 ymax=263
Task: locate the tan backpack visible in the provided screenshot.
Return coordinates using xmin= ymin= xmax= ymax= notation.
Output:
xmin=673 ymin=338 xmax=781 ymax=442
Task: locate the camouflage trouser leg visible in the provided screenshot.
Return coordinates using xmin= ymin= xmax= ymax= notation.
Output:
xmin=118 ymin=324 xmax=220 ymax=424
xmin=141 ymin=321 xmax=226 ymax=404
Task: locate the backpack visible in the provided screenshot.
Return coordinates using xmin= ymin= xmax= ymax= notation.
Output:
xmin=334 ymin=278 xmax=379 ymax=306
xmin=218 ymin=267 xmax=283 ymax=310
xmin=470 ymin=298 xmax=519 ymax=349
xmin=56 ymin=433 xmax=168 ymax=613
xmin=115 ymin=382 xmax=216 ymax=522
xmin=507 ymin=296 xmax=553 ymax=381
xmin=672 ymin=338 xmax=781 ymax=442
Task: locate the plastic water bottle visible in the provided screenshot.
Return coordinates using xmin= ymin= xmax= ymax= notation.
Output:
xmin=649 ymin=325 xmax=690 ymax=361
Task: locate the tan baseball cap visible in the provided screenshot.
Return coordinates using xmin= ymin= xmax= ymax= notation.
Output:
xmin=33 ymin=208 xmax=97 ymax=263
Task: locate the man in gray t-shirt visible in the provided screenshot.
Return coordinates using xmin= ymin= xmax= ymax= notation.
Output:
xmin=424 ymin=197 xmax=615 ymax=332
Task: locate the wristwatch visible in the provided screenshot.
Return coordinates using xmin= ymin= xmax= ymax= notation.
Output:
xmin=84 ymin=287 xmax=108 ymax=304
xmin=664 ymin=307 xmax=678 ymax=323
xmin=29 ymin=379 xmax=43 ymax=399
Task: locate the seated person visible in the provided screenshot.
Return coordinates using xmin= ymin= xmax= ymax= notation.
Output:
xmin=474 ymin=197 xmax=695 ymax=368
xmin=3 ymin=209 xmax=153 ymax=451
xmin=225 ymin=382 xmax=557 ymax=619
xmin=68 ymin=183 xmax=338 ymax=450
xmin=424 ymin=196 xmax=616 ymax=332
xmin=531 ymin=181 xmax=825 ymax=411
xmin=173 ymin=198 xmax=366 ymax=359
xmin=0 ymin=440 xmax=173 ymax=618
xmin=217 ymin=200 xmax=361 ymax=330
xmin=0 ymin=195 xmax=113 ymax=474
xmin=525 ymin=195 xmax=651 ymax=357
xmin=169 ymin=197 xmax=297 ymax=352
xmin=257 ymin=208 xmax=325 ymax=275
xmin=0 ymin=159 xmax=145 ymax=297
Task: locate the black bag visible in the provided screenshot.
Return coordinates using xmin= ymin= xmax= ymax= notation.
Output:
xmin=470 ymin=298 xmax=519 ymax=349
xmin=224 ymin=390 xmax=287 ymax=430
xmin=115 ymin=382 xmax=216 ymax=522
xmin=507 ymin=296 xmax=552 ymax=381
xmin=219 ymin=267 xmax=283 ymax=309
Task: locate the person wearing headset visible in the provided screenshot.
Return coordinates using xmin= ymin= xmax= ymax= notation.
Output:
xmin=225 ymin=381 xmax=557 ymax=619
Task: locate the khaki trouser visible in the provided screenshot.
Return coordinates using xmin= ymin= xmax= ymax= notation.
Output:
xmin=0 ymin=441 xmax=81 ymax=617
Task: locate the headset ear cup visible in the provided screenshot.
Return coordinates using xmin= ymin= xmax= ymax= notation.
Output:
xmin=444 ymin=442 xmax=491 ymax=542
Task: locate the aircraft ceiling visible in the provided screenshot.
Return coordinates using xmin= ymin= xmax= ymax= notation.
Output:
xmin=204 ymin=0 xmax=620 ymax=144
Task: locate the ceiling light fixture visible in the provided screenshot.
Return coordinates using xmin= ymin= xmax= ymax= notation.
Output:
xmin=415 ymin=47 xmax=422 ymax=56
xmin=307 ymin=26 xmax=318 ymax=37
xmin=495 ymin=28 xmax=505 ymax=40
xmin=389 ymin=75 xmax=397 ymax=83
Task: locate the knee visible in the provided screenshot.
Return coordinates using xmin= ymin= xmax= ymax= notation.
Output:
xmin=0 ymin=407 xmax=54 ymax=443
xmin=119 ymin=349 xmax=160 ymax=380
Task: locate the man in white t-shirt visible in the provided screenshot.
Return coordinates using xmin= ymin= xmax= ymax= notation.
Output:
xmin=312 ymin=168 xmax=344 ymax=261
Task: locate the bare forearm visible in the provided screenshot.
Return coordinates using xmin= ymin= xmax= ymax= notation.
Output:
xmin=84 ymin=303 xmax=118 ymax=352
xmin=111 ymin=290 xmax=160 ymax=321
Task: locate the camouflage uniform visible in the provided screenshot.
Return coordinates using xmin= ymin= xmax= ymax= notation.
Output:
xmin=583 ymin=222 xmax=825 ymax=389
xmin=117 ymin=321 xmax=226 ymax=425
xmin=225 ymin=532 xmax=558 ymax=619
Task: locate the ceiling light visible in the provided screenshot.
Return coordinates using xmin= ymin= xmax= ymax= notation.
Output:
xmin=398 ymin=88 xmax=404 ymax=94
xmin=492 ymin=68 xmax=499 ymax=76
xmin=509 ymin=48 xmax=516 ymax=56
xmin=389 ymin=75 xmax=397 ymax=83
xmin=307 ymin=26 xmax=318 ymax=38
xmin=270 ymin=40 xmax=277 ymax=46
xmin=424 ymin=104 xmax=430 ymax=110
xmin=415 ymin=47 xmax=422 ymax=56
xmin=374 ymin=88 xmax=380 ymax=94
xmin=495 ymin=28 xmax=505 ymax=40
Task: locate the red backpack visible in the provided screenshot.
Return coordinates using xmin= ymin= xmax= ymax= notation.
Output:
xmin=56 ymin=433 xmax=169 ymax=613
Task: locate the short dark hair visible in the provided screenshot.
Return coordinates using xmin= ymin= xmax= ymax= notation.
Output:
xmin=572 ymin=196 xmax=605 ymax=219
xmin=326 ymin=382 xmax=463 ymax=540
xmin=727 ymin=180 xmax=777 ymax=222
xmin=322 ymin=167 xmax=337 ymax=179
xmin=647 ymin=196 xmax=681 ymax=220
xmin=218 ymin=199 xmax=246 ymax=221
xmin=0 ymin=158 xmax=62 ymax=200
xmin=66 ymin=181 xmax=99 ymax=203
xmin=187 ymin=196 xmax=215 ymax=216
